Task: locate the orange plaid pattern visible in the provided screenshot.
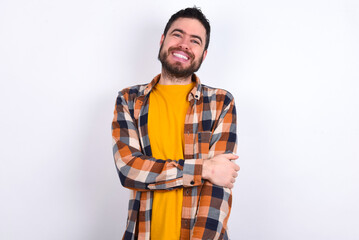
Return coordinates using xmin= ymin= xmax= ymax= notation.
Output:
xmin=112 ymin=74 xmax=237 ymax=240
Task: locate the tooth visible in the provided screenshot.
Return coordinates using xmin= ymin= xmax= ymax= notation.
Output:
xmin=173 ymin=53 xmax=188 ymax=60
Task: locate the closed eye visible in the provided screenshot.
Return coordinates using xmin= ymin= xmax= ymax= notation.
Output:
xmin=191 ymin=39 xmax=200 ymax=45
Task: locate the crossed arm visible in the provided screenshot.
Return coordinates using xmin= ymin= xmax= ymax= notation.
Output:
xmin=112 ymin=90 xmax=239 ymax=191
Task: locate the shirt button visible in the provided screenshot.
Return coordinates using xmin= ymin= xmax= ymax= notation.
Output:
xmin=186 ymin=189 xmax=189 ymax=195
xmin=190 ymin=180 xmax=195 ymax=185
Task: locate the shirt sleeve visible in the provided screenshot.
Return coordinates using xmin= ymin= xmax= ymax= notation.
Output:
xmin=209 ymin=95 xmax=237 ymax=157
xmin=112 ymin=90 xmax=203 ymax=191
xmin=191 ymin=95 xmax=237 ymax=240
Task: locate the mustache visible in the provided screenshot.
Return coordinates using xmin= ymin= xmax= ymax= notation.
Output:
xmin=168 ymin=46 xmax=194 ymax=59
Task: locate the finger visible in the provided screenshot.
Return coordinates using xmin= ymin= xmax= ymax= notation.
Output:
xmin=233 ymin=172 xmax=238 ymax=178
xmin=231 ymin=178 xmax=236 ymax=183
xmin=230 ymin=162 xmax=240 ymax=171
xmin=223 ymin=153 xmax=239 ymax=160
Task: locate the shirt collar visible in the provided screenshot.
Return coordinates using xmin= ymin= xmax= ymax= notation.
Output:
xmin=143 ymin=74 xmax=202 ymax=101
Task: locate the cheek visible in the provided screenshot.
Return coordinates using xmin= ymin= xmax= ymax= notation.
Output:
xmin=161 ymin=42 xmax=172 ymax=53
xmin=194 ymin=50 xmax=204 ymax=60
xmin=165 ymin=37 xmax=184 ymax=48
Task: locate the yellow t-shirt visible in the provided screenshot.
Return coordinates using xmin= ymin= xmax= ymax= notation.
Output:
xmin=148 ymin=82 xmax=195 ymax=240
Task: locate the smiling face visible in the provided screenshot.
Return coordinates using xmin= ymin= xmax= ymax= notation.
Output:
xmin=158 ymin=17 xmax=208 ymax=79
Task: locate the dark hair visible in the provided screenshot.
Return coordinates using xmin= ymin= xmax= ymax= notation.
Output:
xmin=163 ymin=7 xmax=211 ymax=50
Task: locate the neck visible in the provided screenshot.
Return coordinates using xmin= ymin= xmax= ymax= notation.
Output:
xmin=159 ymin=69 xmax=193 ymax=85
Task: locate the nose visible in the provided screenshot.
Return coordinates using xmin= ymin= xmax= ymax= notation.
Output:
xmin=178 ymin=37 xmax=190 ymax=50
xmin=178 ymin=43 xmax=189 ymax=50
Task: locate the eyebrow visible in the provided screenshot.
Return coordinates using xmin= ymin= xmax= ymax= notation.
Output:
xmin=170 ymin=28 xmax=203 ymax=45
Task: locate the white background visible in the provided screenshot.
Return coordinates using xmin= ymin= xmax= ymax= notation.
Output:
xmin=1 ymin=0 xmax=358 ymax=239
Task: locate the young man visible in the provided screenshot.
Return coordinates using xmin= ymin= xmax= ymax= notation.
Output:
xmin=112 ymin=7 xmax=239 ymax=240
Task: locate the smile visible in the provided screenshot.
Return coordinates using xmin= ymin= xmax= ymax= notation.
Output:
xmin=173 ymin=52 xmax=189 ymax=60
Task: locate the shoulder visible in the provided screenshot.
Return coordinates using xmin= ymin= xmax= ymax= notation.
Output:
xmin=117 ymin=83 xmax=149 ymax=100
xmin=200 ymin=84 xmax=235 ymax=106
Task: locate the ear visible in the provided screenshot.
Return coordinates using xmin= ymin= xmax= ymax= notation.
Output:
xmin=201 ymin=50 xmax=208 ymax=62
xmin=160 ymin=34 xmax=165 ymax=45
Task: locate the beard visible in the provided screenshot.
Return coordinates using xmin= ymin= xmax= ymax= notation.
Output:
xmin=158 ymin=44 xmax=204 ymax=79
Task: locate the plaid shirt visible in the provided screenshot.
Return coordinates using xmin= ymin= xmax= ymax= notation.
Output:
xmin=112 ymin=74 xmax=237 ymax=240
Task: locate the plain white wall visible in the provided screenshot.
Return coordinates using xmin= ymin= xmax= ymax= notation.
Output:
xmin=1 ymin=0 xmax=358 ymax=239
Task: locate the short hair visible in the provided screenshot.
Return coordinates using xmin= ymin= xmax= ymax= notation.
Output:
xmin=163 ymin=7 xmax=211 ymax=50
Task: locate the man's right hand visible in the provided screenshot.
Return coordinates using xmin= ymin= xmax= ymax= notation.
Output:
xmin=202 ymin=153 xmax=240 ymax=189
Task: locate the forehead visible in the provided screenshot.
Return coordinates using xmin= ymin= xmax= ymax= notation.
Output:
xmin=167 ymin=18 xmax=206 ymax=38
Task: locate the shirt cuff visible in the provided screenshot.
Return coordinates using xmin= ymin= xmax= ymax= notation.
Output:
xmin=183 ymin=158 xmax=203 ymax=187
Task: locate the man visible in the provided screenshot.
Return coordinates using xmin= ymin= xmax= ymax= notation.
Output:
xmin=112 ymin=7 xmax=239 ymax=240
